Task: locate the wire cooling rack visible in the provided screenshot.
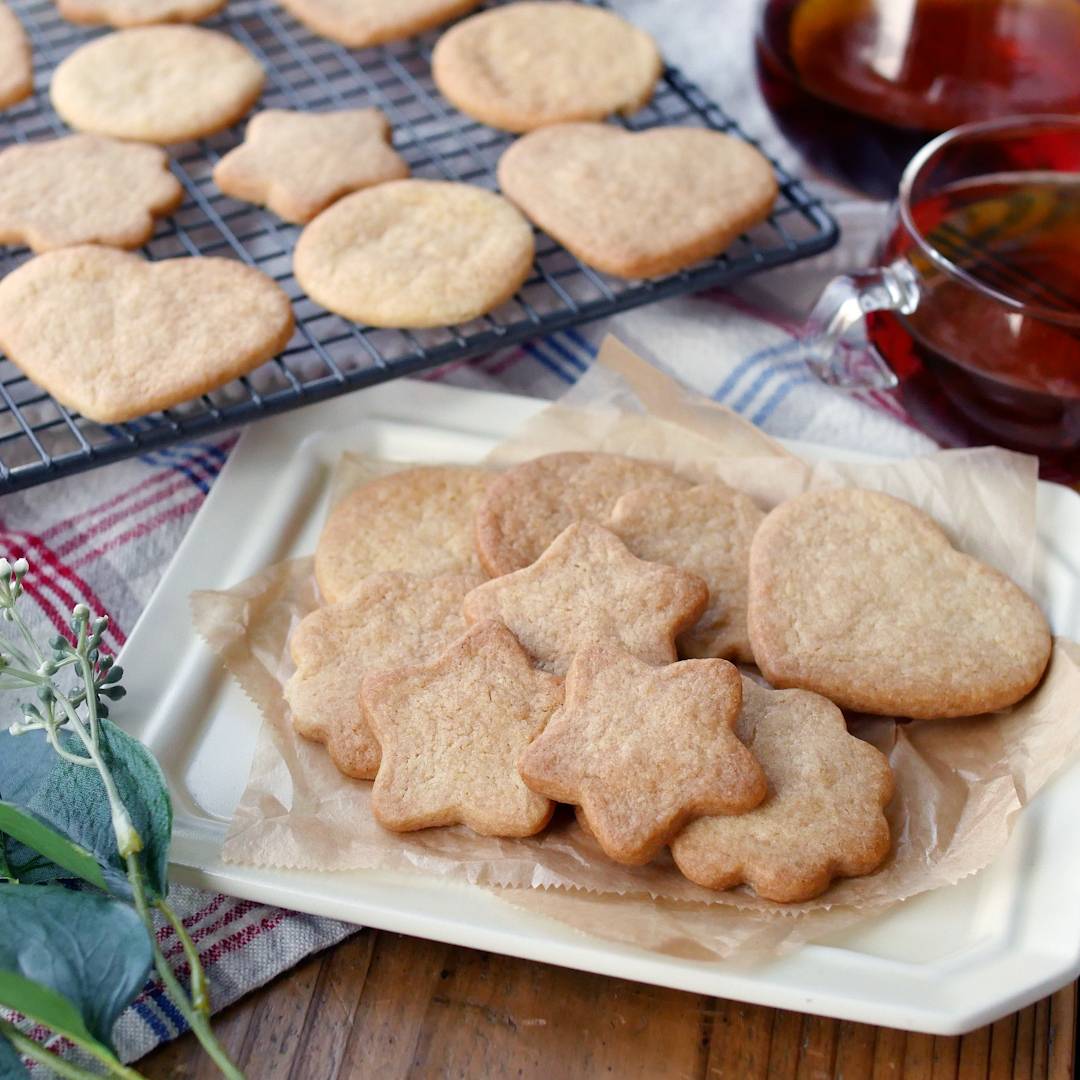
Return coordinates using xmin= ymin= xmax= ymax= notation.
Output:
xmin=0 ymin=0 xmax=838 ymax=493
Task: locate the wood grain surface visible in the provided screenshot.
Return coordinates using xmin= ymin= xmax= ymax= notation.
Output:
xmin=141 ymin=931 xmax=1077 ymax=1080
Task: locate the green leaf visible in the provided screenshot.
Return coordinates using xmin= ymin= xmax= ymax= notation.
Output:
xmin=0 ymin=833 xmax=12 ymax=883
xmin=0 ymin=804 xmax=107 ymax=892
xmin=0 ymin=719 xmax=172 ymax=898
xmin=0 ymin=1030 xmax=30 ymax=1080
xmin=0 ymin=883 xmax=152 ymax=1051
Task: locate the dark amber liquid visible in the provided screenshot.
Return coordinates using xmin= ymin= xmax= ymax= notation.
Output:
xmin=868 ymin=174 xmax=1080 ymax=478
xmin=757 ymin=0 xmax=1080 ymax=196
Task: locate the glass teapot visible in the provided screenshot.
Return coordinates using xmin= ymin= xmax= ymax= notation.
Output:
xmin=756 ymin=0 xmax=1080 ymax=197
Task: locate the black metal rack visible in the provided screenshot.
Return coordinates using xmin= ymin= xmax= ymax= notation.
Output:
xmin=0 ymin=0 xmax=838 ymax=493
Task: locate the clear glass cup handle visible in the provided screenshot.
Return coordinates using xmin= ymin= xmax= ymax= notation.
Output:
xmin=800 ymin=259 xmax=921 ymax=390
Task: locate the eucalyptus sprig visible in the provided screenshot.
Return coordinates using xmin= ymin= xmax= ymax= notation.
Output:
xmin=0 ymin=559 xmax=243 ymax=1079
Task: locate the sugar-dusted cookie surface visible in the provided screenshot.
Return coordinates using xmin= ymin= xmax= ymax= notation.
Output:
xmin=314 ymin=466 xmax=493 ymax=604
xmin=56 ymin=0 xmax=226 ymax=26
xmin=747 ymin=488 xmax=1052 ymax=719
xmin=464 ymin=522 xmax=708 ymax=676
xmin=475 ymin=451 xmax=691 ymax=577
xmin=51 ymin=26 xmax=264 ymax=144
xmin=608 ymin=482 xmax=765 ymax=663
xmin=213 ymin=109 xmax=410 ymax=225
xmin=286 ymin=571 xmax=481 ymax=780
xmin=519 ymin=646 xmax=765 ymax=865
xmin=362 ymin=620 xmax=562 ymax=836
xmin=279 ymin=0 xmax=481 ymax=48
xmin=0 ymin=136 xmax=183 ymax=253
xmin=0 ymin=3 xmax=32 ymax=110
xmin=0 ymin=246 xmax=293 ymax=423
xmin=432 ymin=2 xmax=661 ymax=133
xmin=671 ymin=678 xmax=895 ymax=902
xmin=498 ymin=124 xmax=778 ymax=279
xmin=294 ymin=179 xmax=534 ymax=329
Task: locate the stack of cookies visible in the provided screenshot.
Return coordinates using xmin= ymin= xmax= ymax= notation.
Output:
xmin=285 ymin=452 xmax=1052 ymax=904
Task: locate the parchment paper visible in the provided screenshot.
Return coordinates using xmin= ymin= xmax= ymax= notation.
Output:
xmin=191 ymin=336 xmax=1080 ymax=959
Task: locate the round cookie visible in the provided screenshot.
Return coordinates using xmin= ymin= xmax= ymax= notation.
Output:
xmin=431 ymin=2 xmax=661 ymax=133
xmin=213 ymin=108 xmax=410 ymax=225
xmin=294 ymin=180 xmax=534 ymax=329
xmin=51 ymin=26 xmax=265 ymax=144
xmin=0 ymin=246 xmax=294 ymax=423
xmin=747 ymin=488 xmax=1052 ymax=719
xmin=55 ymin=0 xmax=227 ymax=25
xmin=278 ymin=0 xmax=482 ymax=48
xmin=671 ymin=678 xmax=895 ymax=903
xmin=0 ymin=135 xmax=183 ymax=253
xmin=498 ymin=125 xmax=779 ymax=279
xmin=0 ymin=3 xmax=32 ymax=111
xmin=286 ymin=571 xmax=482 ymax=780
xmin=314 ymin=465 xmax=493 ymax=604
xmin=474 ymin=451 xmax=691 ymax=577
xmin=608 ymin=482 xmax=765 ymax=663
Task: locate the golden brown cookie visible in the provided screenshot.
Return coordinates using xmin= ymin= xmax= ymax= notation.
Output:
xmin=497 ymin=124 xmax=778 ymax=279
xmin=432 ymin=2 xmax=661 ymax=133
xmin=55 ymin=0 xmax=227 ymax=25
xmin=0 ymin=3 xmax=32 ymax=110
xmin=0 ymin=135 xmax=183 ymax=253
xmin=519 ymin=645 xmax=765 ymax=865
xmin=671 ymin=678 xmax=895 ymax=903
xmin=475 ymin=451 xmax=691 ymax=577
xmin=293 ymin=179 xmax=534 ymax=329
xmin=279 ymin=0 xmax=481 ymax=48
xmin=0 ymin=246 xmax=293 ymax=422
xmin=747 ymin=488 xmax=1052 ymax=719
xmin=286 ymin=571 xmax=482 ymax=780
xmin=213 ymin=109 xmax=409 ymax=225
xmin=51 ymin=26 xmax=264 ymax=144
xmin=314 ymin=465 xmax=493 ymax=604
xmin=463 ymin=522 xmax=708 ymax=676
xmin=362 ymin=620 xmax=562 ymax=837
xmin=608 ymin=482 xmax=765 ymax=663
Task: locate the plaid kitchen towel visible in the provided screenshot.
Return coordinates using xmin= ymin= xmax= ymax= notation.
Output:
xmin=0 ymin=0 xmax=937 ymax=1067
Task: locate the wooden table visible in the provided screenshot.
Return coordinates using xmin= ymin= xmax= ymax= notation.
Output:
xmin=142 ymin=930 xmax=1076 ymax=1079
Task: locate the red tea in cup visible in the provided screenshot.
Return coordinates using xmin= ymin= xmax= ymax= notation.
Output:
xmin=801 ymin=116 xmax=1080 ymax=480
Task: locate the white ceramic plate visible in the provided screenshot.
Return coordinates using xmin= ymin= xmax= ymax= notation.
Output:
xmin=118 ymin=380 xmax=1080 ymax=1035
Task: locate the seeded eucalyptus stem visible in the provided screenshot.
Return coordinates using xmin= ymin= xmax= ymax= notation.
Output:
xmin=0 ymin=1018 xmax=143 ymax=1080
xmin=0 ymin=560 xmax=244 ymax=1079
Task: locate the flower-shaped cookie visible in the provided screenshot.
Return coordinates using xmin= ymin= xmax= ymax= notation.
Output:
xmin=285 ymin=571 xmax=482 ymax=780
xmin=213 ymin=108 xmax=409 ymax=225
xmin=0 ymin=135 xmax=183 ymax=253
xmin=361 ymin=621 xmax=563 ymax=837
xmin=520 ymin=645 xmax=766 ymax=865
xmin=671 ymin=678 xmax=895 ymax=903
xmin=463 ymin=522 xmax=708 ymax=676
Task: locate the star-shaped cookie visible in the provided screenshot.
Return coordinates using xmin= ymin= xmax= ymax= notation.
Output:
xmin=213 ymin=108 xmax=409 ymax=225
xmin=285 ymin=571 xmax=482 ymax=780
xmin=519 ymin=646 xmax=765 ymax=865
xmin=0 ymin=135 xmax=183 ymax=253
xmin=361 ymin=620 xmax=563 ymax=837
xmin=463 ymin=522 xmax=708 ymax=676
xmin=671 ymin=678 xmax=895 ymax=903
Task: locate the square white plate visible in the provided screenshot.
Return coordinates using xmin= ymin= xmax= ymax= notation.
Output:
xmin=118 ymin=380 xmax=1080 ymax=1035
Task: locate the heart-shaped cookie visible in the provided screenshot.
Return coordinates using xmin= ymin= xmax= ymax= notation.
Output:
xmin=497 ymin=124 xmax=778 ymax=279
xmin=747 ymin=488 xmax=1052 ymax=719
xmin=0 ymin=246 xmax=294 ymax=423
